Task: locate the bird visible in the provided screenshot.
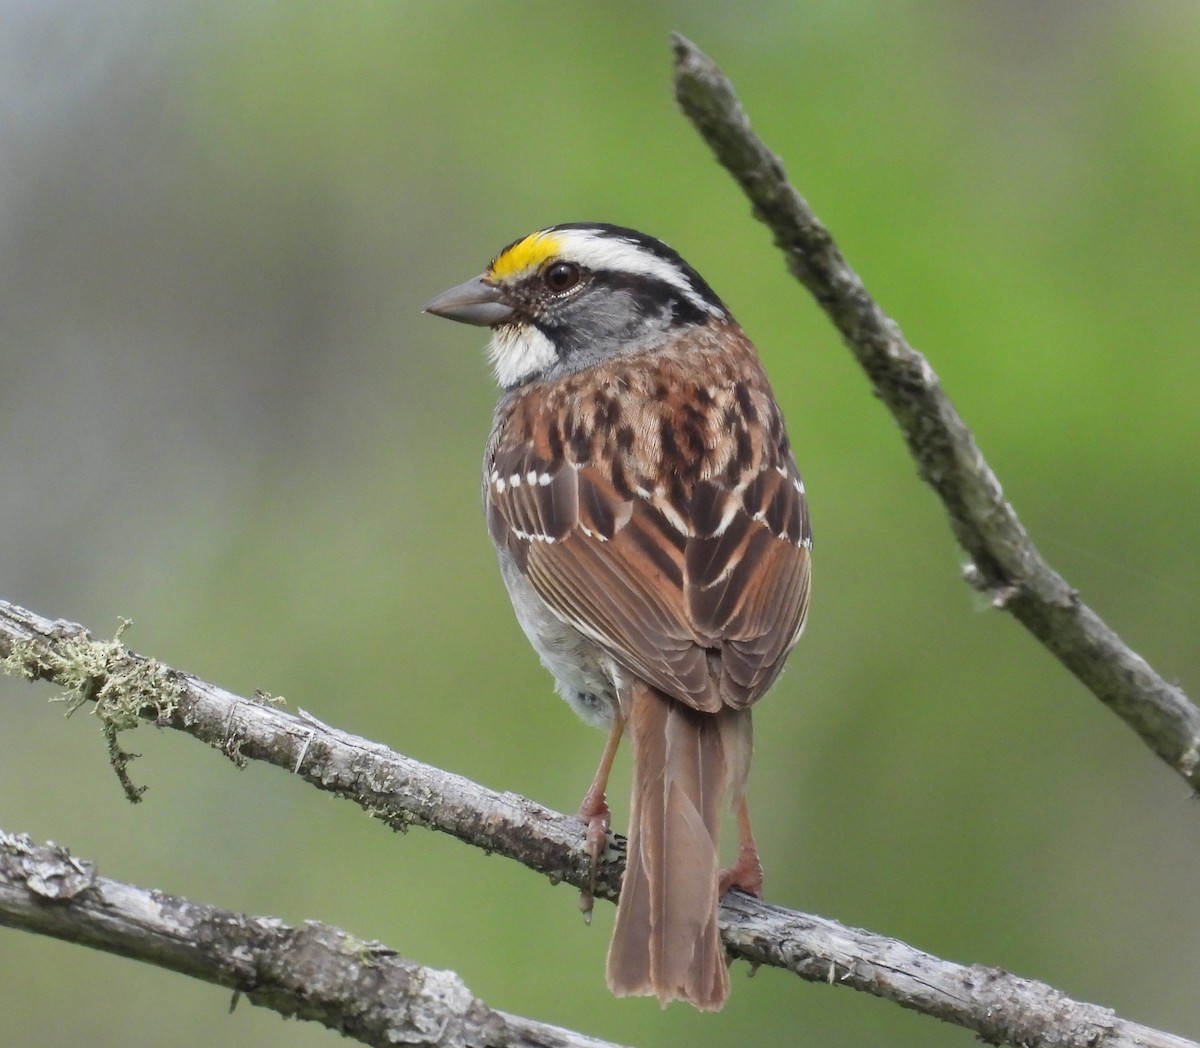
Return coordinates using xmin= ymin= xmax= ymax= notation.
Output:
xmin=424 ymin=222 xmax=811 ymax=1011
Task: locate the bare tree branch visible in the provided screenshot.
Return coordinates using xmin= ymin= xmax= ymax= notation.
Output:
xmin=0 ymin=601 xmax=605 ymax=895
xmin=2 ymin=599 xmax=1195 ymax=1048
xmin=0 ymin=829 xmax=628 ymax=1048
xmin=670 ymin=34 xmax=1200 ymax=792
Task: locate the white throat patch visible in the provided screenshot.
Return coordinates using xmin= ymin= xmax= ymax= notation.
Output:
xmin=487 ymin=324 xmax=557 ymax=388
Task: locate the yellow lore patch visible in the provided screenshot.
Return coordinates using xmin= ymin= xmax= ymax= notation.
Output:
xmin=488 ymin=230 xmax=562 ymax=280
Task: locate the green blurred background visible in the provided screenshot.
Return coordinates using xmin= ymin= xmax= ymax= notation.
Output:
xmin=2 ymin=3 xmax=1198 ymax=1046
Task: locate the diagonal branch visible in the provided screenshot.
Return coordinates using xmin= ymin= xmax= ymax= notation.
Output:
xmin=0 ymin=829 xmax=629 ymax=1048
xmin=670 ymin=34 xmax=1200 ymax=792
xmin=1 ymin=599 xmax=1195 ymax=1048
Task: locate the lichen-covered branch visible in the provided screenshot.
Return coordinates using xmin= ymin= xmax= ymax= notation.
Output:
xmin=0 ymin=830 xmax=628 ymax=1048
xmin=1 ymin=599 xmax=1195 ymax=1048
xmin=0 ymin=600 xmax=607 ymax=897
xmin=671 ymin=34 xmax=1200 ymax=791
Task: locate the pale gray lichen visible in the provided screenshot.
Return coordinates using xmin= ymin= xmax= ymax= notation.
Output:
xmin=3 ymin=618 xmax=185 ymax=802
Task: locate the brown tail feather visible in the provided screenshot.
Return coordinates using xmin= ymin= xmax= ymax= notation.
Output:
xmin=606 ymin=679 xmax=730 ymax=1010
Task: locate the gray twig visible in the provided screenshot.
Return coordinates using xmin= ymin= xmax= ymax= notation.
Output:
xmin=1 ymin=599 xmax=1195 ymax=1048
xmin=671 ymin=33 xmax=1200 ymax=790
xmin=0 ymin=830 xmax=627 ymax=1048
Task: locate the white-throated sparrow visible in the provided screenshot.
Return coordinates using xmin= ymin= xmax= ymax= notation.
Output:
xmin=425 ymin=223 xmax=811 ymax=1010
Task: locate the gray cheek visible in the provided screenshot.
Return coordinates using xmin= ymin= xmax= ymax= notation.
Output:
xmin=550 ymin=290 xmax=670 ymax=365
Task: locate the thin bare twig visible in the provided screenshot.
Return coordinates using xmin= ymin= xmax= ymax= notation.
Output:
xmin=671 ymin=33 xmax=1200 ymax=791
xmin=1 ymin=599 xmax=1195 ymax=1048
xmin=0 ymin=830 xmax=628 ymax=1048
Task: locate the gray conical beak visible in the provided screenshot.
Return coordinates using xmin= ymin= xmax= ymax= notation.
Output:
xmin=423 ymin=275 xmax=514 ymax=327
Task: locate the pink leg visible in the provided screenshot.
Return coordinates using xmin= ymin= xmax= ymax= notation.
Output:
xmin=719 ymin=794 xmax=764 ymax=898
xmin=577 ymin=710 xmax=625 ymax=921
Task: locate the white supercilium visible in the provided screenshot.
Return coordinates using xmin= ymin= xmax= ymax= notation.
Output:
xmin=556 ymin=230 xmax=724 ymax=318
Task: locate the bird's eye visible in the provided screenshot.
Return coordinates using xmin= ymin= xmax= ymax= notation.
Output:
xmin=543 ymin=261 xmax=581 ymax=293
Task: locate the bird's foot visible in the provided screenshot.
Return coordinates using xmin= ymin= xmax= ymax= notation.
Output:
xmin=719 ymin=844 xmax=764 ymax=899
xmin=576 ymin=792 xmax=612 ymax=924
